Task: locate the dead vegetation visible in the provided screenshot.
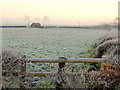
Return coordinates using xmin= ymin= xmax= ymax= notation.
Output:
xmin=96 ymin=29 xmax=120 ymax=65
xmin=94 ymin=29 xmax=120 ymax=89
xmin=89 ymin=71 xmax=120 ymax=89
xmin=1 ymin=49 xmax=34 ymax=88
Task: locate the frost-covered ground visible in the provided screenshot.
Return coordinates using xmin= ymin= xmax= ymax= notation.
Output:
xmin=2 ymin=28 xmax=108 ymax=58
xmin=2 ymin=28 xmax=109 ymax=72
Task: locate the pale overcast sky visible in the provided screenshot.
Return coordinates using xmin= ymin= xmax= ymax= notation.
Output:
xmin=1 ymin=0 xmax=119 ymax=26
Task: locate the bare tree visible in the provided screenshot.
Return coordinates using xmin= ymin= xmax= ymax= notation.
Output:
xmin=78 ymin=22 xmax=80 ymax=27
xmin=43 ymin=16 xmax=50 ymax=27
xmin=24 ymin=15 xmax=30 ymax=28
xmin=113 ymin=17 xmax=120 ymax=26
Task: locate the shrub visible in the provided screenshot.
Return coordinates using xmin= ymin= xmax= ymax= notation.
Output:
xmin=1 ymin=49 xmax=34 ymax=88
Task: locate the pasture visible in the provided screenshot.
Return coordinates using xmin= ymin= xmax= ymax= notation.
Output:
xmin=2 ymin=28 xmax=109 ymax=72
xmin=2 ymin=28 xmax=109 ymax=58
xmin=2 ymin=28 xmax=111 ymax=88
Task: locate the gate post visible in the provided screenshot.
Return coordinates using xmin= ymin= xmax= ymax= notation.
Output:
xmin=20 ymin=55 xmax=26 ymax=88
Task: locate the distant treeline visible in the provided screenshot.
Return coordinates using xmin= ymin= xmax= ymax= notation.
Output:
xmin=0 ymin=25 xmax=117 ymax=29
xmin=0 ymin=26 xmax=26 ymax=28
xmin=0 ymin=26 xmax=89 ymax=28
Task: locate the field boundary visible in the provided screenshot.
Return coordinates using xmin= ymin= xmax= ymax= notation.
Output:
xmin=18 ymin=57 xmax=119 ymax=77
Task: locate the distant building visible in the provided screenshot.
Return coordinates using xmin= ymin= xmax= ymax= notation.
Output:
xmin=31 ymin=22 xmax=41 ymax=27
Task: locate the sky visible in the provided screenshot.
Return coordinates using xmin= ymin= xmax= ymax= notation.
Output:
xmin=0 ymin=0 xmax=119 ymax=26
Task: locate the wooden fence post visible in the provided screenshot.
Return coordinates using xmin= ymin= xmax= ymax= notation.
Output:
xmin=20 ymin=56 xmax=26 ymax=88
xmin=56 ymin=57 xmax=67 ymax=89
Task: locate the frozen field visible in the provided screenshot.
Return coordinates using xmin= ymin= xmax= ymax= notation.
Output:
xmin=2 ymin=28 xmax=109 ymax=58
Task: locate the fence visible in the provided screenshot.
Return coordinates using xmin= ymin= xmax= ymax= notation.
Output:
xmin=19 ymin=57 xmax=119 ymax=77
